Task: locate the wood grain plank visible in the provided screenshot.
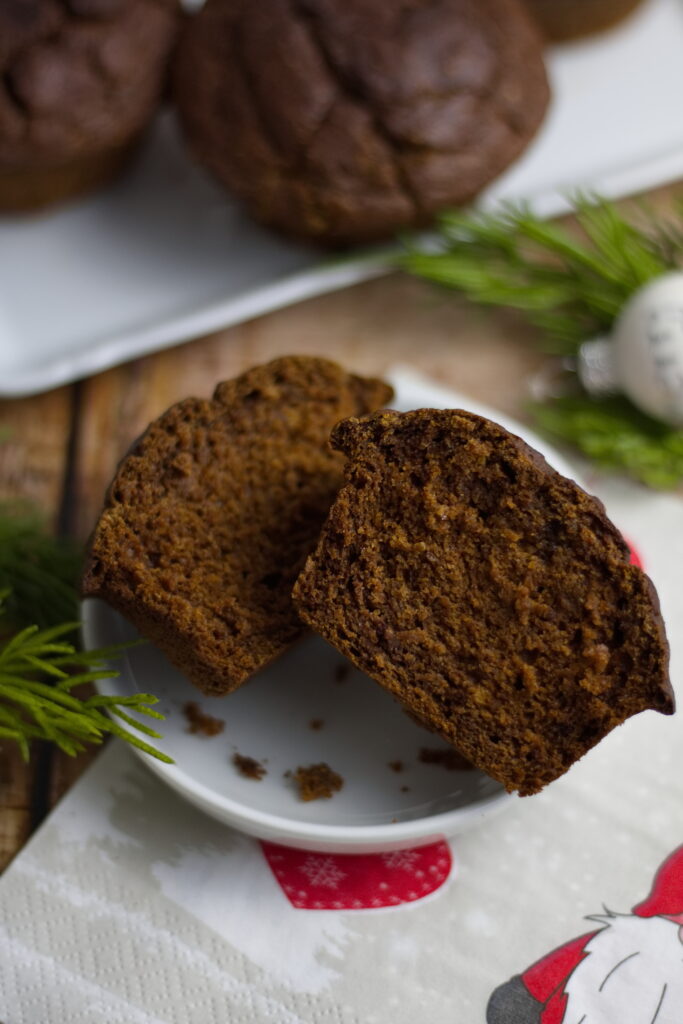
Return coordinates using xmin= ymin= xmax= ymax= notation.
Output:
xmin=0 ymin=387 xmax=73 ymax=515
xmin=49 ymin=745 xmax=100 ymax=810
xmin=0 ymin=746 xmax=35 ymax=872
xmin=0 ymin=385 xmax=74 ymax=870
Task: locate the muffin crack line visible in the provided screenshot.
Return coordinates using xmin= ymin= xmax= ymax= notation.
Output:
xmin=290 ymin=0 xmax=423 ymax=216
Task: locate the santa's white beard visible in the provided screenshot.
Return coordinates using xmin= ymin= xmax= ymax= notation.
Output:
xmin=563 ymin=913 xmax=683 ymax=1024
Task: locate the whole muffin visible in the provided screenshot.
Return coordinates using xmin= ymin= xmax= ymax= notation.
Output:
xmin=0 ymin=0 xmax=181 ymax=212
xmin=173 ymin=0 xmax=550 ymax=246
xmin=524 ymin=0 xmax=646 ymax=41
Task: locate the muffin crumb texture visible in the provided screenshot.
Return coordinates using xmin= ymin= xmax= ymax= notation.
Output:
xmin=293 ymin=408 xmax=673 ymax=795
xmin=82 ymin=356 xmax=392 ymax=696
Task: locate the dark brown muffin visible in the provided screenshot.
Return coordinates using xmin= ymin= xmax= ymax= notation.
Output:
xmin=82 ymin=357 xmax=392 ymax=696
xmin=173 ymin=0 xmax=550 ymax=246
xmin=524 ymin=0 xmax=645 ymax=41
xmin=0 ymin=0 xmax=181 ymax=212
xmin=293 ymin=409 xmax=673 ymax=795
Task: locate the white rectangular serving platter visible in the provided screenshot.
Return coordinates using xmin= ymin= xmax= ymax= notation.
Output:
xmin=2 ymin=0 xmax=683 ymax=397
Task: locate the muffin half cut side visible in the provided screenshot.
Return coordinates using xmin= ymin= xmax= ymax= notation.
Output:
xmin=293 ymin=408 xmax=673 ymax=794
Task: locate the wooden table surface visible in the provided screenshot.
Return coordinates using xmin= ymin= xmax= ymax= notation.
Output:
xmin=0 ymin=182 xmax=680 ymax=875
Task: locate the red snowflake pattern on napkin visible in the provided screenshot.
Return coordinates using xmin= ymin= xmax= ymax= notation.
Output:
xmin=261 ymin=840 xmax=453 ymax=910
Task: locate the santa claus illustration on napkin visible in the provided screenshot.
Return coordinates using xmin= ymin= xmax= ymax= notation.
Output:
xmin=487 ymin=845 xmax=683 ymax=1024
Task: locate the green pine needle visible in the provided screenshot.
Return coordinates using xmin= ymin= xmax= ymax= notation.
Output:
xmin=0 ymin=589 xmax=173 ymax=764
xmin=0 ymin=503 xmax=82 ymax=630
xmin=400 ymin=195 xmax=680 ymax=355
xmin=531 ymin=394 xmax=683 ymax=490
xmin=399 ymin=195 xmax=683 ymax=487
xmin=0 ymin=504 xmax=172 ymax=762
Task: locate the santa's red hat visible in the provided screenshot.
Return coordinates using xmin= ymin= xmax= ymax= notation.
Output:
xmin=633 ymin=845 xmax=683 ymax=918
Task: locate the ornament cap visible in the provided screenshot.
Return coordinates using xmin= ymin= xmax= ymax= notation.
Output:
xmin=577 ymin=336 xmax=618 ymax=395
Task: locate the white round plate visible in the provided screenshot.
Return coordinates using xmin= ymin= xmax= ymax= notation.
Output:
xmin=82 ymin=370 xmax=579 ymax=852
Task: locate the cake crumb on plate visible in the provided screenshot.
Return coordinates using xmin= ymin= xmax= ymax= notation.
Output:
xmin=232 ymin=752 xmax=267 ymax=780
xmin=290 ymin=763 xmax=344 ymax=801
xmin=183 ymin=701 xmax=224 ymax=737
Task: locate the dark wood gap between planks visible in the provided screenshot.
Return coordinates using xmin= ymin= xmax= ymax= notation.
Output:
xmin=28 ymin=380 xmax=89 ymax=832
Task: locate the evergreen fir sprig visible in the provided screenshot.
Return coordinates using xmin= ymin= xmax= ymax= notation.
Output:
xmin=0 ymin=503 xmax=82 ymax=630
xmin=400 ymin=196 xmax=683 ymax=488
xmin=0 ymin=590 xmax=172 ymax=764
xmin=400 ymin=195 xmax=683 ymax=354
xmin=531 ymin=395 xmax=683 ymax=490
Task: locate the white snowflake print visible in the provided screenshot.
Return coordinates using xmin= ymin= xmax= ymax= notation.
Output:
xmin=381 ymin=850 xmax=420 ymax=871
xmin=298 ymin=856 xmax=347 ymax=889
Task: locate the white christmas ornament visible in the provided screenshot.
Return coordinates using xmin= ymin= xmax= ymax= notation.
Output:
xmin=578 ymin=271 xmax=683 ymax=426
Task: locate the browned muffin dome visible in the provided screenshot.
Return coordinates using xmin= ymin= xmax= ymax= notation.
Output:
xmin=172 ymin=0 xmax=550 ymax=246
xmin=524 ymin=0 xmax=645 ymax=41
xmin=0 ymin=0 xmax=181 ymax=211
xmin=82 ymin=357 xmax=392 ymax=696
xmin=293 ymin=408 xmax=673 ymax=795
